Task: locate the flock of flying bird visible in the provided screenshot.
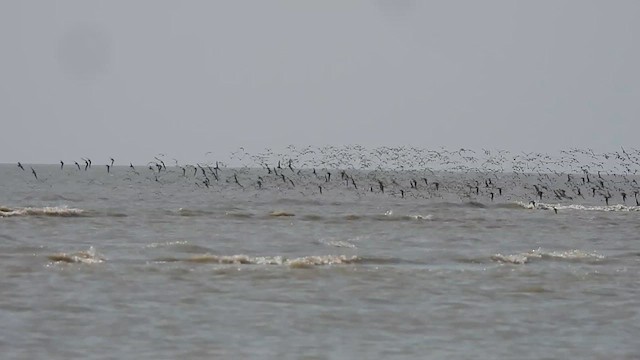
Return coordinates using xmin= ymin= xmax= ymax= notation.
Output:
xmin=14 ymin=146 xmax=640 ymax=206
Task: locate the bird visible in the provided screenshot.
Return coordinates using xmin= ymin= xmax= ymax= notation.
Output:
xmin=17 ymin=162 xmax=24 ymax=171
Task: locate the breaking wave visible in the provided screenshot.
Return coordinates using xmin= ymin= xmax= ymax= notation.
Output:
xmin=370 ymin=210 xmax=433 ymax=221
xmin=318 ymin=237 xmax=358 ymax=249
xmin=154 ymin=254 xmax=361 ymax=268
xmin=514 ymin=201 xmax=640 ymax=212
xmin=491 ymin=248 xmax=605 ymax=265
xmin=47 ymin=246 xmax=105 ymax=264
xmin=0 ymin=205 xmax=85 ymax=218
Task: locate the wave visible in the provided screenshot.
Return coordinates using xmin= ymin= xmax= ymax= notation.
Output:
xmin=225 ymin=211 xmax=254 ymax=219
xmin=145 ymin=241 xmax=214 ymax=253
xmin=554 ymin=204 xmax=640 ymax=212
xmin=154 ymin=254 xmax=361 ymax=268
xmin=493 ymin=202 xmax=532 ymax=210
xmin=426 ymin=201 xmax=489 ymax=209
xmin=491 ymin=248 xmax=605 ymax=265
xmin=274 ymin=211 xmax=434 ymax=222
xmin=146 ymin=240 xmax=191 ymax=248
xmin=174 ymin=208 xmax=255 ymax=218
xmin=176 ymin=208 xmax=217 ymax=217
xmin=151 ymin=253 xmax=432 ymax=268
xmin=318 ymin=237 xmax=358 ymax=249
xmin=0 ymin=205 xmax=85 ymax=218
xmin=374 ymin=211 xmax=433 ymax=221
xmin=269 ymin=211 xmax=295 ymax=217
xmin=514 ymin=201 xmax=640 ymax=212
xmin=168 ymin=209 xmax=433 ymax=222
xmin=464 ymin=201 xmax=487 ymax=208
xmin=47 ymin=246 xmax=105 ymax=264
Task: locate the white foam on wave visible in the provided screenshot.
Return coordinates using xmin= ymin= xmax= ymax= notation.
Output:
xmin=47 ymin=246 xmax=105 ymax=264
xmin=408 ymin=214 xmax=433 ymax=220
xmin=514 ymin=201 xmax=536 ymax=210
xmin=514 ymin=201 xmax=640 ymax=212
xmin=146 ymin=240 xmax=190 ymax=248
xmin=560 ymin=204 xmax=640 ymax=212
xmin=382 ymin=210 xmax=432 ymax=220
xmin=491 ymin=248 xmax=604 ymax=265
xmin=287 ymin=255 xmax=360 ymax=268
xmin=318 ymin=237 xmax=358 ymax=249
xmin=491 ymin=253 xmax=531 ymax=264
xmin=158 ymin=254 xmax=361 ymax=268
xmin=0 ymin=205 xmax=85 ymax=218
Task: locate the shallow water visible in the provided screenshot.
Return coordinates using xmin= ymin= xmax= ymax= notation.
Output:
xmin=1 ymin=163 xmax=639 ymax=359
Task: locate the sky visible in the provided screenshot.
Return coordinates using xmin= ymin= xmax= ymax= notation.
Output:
xmin=1 ymin=1 xmax=639 ymax=165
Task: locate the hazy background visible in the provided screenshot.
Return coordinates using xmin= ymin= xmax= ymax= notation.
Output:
xmin=1 ymin=1 xmax=639 ymax=165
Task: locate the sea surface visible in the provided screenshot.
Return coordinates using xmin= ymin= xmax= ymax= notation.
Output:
xmin=1 ymin=158 xmax=639 ymax=359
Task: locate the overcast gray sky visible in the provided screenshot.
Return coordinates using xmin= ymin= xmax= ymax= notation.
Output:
xmin=1 ymin=1 xmax=639 ymax=165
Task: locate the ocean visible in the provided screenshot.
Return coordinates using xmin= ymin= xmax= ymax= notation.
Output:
xmin=2 ymin=149 xmax=639 ymax=359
